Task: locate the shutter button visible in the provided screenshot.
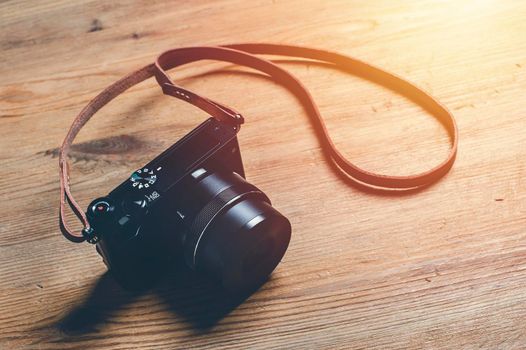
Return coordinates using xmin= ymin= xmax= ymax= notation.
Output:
xmin=91 ymin=200 xmax=110 ymax=214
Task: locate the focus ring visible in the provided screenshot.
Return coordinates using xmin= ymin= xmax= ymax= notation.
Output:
xmin=184 ymin=184 xmax=269 ymax=268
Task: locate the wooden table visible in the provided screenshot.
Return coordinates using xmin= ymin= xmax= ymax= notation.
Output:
xmin=2 ymin=1 xmax=526 ymax=349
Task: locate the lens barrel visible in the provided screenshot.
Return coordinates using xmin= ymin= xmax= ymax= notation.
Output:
xmin=183 ymin=170 xmax=291 ymax=292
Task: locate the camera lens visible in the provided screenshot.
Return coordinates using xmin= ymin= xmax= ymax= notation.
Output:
xmin=182 ymin=170 xmax=291 ymax=292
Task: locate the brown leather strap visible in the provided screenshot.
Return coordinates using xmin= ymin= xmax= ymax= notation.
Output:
xmin=59 ymin=44 xmax=458 ymax=242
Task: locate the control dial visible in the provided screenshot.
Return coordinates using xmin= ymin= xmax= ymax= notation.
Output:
xmin=129 ymin=167 xmax=160 ymax=190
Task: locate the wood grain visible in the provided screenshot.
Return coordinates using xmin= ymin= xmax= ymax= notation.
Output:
xmin=1 ymin=0 xmax=526 ymax=349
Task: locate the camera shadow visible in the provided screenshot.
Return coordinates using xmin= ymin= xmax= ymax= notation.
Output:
xmin=50 ymin=266 xmax=256 ymax=340
xmin=54 ymin=271 xmax=140 ymax=336
xmin=152 ymin=265 xmax=256 ymax=332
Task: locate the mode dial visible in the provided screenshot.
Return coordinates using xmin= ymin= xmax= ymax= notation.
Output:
xmin=129 ymin=167 xmax=160 ymax=190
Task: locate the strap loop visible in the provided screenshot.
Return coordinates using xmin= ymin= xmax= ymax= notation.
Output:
xmin=160 ymin=82 xmax=244 ymax=126
xmin=59 ymin=44 xmax=458 ymax=242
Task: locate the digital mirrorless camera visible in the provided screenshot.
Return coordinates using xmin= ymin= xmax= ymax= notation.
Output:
xmin=85 ymin=117 xmax=291 ymax=292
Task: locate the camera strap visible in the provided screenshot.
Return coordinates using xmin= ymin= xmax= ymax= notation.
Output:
xmin=59 ymin=44 xmax=458 ymax=242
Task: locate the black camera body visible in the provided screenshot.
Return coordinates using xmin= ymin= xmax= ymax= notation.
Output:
xmin=86 ymin=118 xmax=291 ymax=292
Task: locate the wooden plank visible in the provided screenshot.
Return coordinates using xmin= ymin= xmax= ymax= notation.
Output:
xmin=1 ymin=0 xmax=526 ymax=348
